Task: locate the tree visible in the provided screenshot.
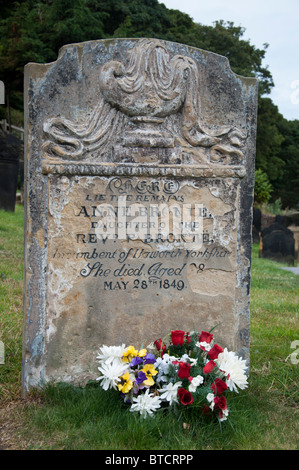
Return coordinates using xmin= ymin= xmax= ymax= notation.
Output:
xmin=255 ymin=97 xmax=285 ymax=182
xmin=40 ymin=0 xmax=106 ymax=57
xmin=273 ymin=119 xmax=299 ymax=208
xmin=0 ymin=1 xmax=49 ymax=124
xmin=254 ymin=169 xmax=273 ymax=205
xmin=0 ymin=0 xmax=105 ymax=119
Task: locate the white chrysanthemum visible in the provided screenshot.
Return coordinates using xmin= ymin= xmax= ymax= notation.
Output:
xmin=159 ymin=381 xmax=182 ymax=405
xmin=130 ymin=389 xmax=161 ymax=418
xmin=188 ymin=375 xmax=204 ymax=392
xmin=96 ymin=344 xmax=126 ymax=367
xmin=96 ymin=361 xmax=129 ymax=391
xmin=216 ymin=348 xmax=248 ymax=392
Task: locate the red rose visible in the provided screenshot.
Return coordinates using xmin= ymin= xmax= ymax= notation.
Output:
xmin=171 ymin=330 xmax=185 ymax=346
xmin=178 ymin=388 xmax=194 ymax=406
xmin=213 ymin=395 xmax=227 ymax=411
xmin=154 ymin=339 xmax=166 ymax=354
xmin=208 ymin=344 xmax=223 ymax=360
xmin=214 ymin=396 xmax=228 ymax=420
xmin=203 ymin=360 xmax=216 ymax=374
xmin=211 ymin=378 xmax=228 ymax=395
xmin=177 ymin=362 xmax=191 ymax=379
xmin=198 ymin=331 xmax=213 ymax=344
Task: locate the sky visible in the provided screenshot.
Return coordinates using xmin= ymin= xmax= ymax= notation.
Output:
xmin=160 ymin=0 xmax=299 ymax=121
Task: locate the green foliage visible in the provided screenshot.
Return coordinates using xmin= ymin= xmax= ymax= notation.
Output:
xmin=273 ymin=119 xmax=299 ymax=208
xmin=41 ymin=0 xmax=106 ymax=57
xmin=0 ymin=206 xmax=24 ymax=401
xmin=264 ymin=198 xmax=283 ymax=216
xmin=255 ymin=99 xmax=299 ymax=210
xmin=254 ymin=168 xmax=273 ymax=205
xmin=256 ymin=98 xmax=285 ymax=182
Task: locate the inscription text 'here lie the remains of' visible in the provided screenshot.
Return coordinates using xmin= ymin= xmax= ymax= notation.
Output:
xmin=22 ymin=38 xmax=258 ymax=393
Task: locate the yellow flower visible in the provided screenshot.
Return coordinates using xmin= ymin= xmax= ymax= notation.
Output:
xmin=122 ymin=346 xmax=138 ymax=363
xmin=117 ymin=372 xmax=133 ymax=394
xmin=141 ymin=364 xmax=158 ymax=386
xmin=138 ymin=348 xmax=147 ymax=357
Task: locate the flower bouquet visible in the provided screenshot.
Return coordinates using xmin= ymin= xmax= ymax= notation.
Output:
xmin=96 ymin=329 xmax=248 ymax=422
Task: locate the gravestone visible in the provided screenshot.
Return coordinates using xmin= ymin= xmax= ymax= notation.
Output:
xmin=22 ymin=38 xmax=258 ymax=393
xmin=252 ymin=207 xmax=261 ymax=243
xmin=288 ymin=225 xmax=299 ymax=264
xmin=261 ymin=223 xmax=295 ymax=265
xmin=0 ymin=130 xmax=20 ymax=211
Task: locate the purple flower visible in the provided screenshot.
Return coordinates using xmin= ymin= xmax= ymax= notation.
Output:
xmin=130 ymin=356 xmax=143 ymax=367
xmin=144 ymin=353 xmax=156 ymax=364
xmin=136 ymin=371 xmax=147 ymax=384
xmin=120 ymin=393 xmax=131 ymax=404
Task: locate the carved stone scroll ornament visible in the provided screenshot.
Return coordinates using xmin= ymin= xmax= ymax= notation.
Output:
xmin=42 ymin=39 xmax=246 ymax=164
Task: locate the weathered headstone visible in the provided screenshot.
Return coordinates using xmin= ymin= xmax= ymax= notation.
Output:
xmin=252 ymin=207 xmax=262 ymax=243
xmin=288 ymin=225 xmax=299 ymax=264
xmin=261 ymin=223 xmax=295 ymax=265
xmin=22 ymin=38 xmax=258 ymax=393
xmin=0 ymin=130 xmax=20 ymax=212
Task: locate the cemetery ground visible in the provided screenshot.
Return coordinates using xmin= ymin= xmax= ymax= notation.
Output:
xmin=0 ymin=205 xmax=298 ymax=451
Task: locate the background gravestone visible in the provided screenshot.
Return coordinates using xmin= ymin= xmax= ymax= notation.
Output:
xmin=0 ymin=129 xmax=21 ymax=211
xmin=261 ymin=222 xmax=295 ymax=265
xmin=22 ymin=38 xmax=258 ymax=393
xmin=252 ymin=207 xmax=262 ymax=243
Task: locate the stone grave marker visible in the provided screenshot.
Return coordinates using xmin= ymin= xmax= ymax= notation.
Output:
xmin=261 ymin=223 xmax=295 ymax=265
xmin=0 ymin=130 xmax=20 ymax=211
xmin=289 ymin=225 xmax=299 ymax=264
xmin=22 ymin=38 xmax=258 ymax=393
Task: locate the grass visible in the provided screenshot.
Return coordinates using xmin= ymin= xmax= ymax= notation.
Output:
xmin=0 ymin=206 xmax=24 ymax=402
xmin=0 ymin=206 xmax=298 ymax=450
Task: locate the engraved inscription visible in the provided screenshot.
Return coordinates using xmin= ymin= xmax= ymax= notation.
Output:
xmin=48 ymin=176 xmax=235 ymax=296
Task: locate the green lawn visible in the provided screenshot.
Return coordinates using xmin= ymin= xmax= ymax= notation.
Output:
xmin=0 ymin=206 xmax=298 ymax=450
xmin=0 ymin=206 xmax=24 ymax=401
